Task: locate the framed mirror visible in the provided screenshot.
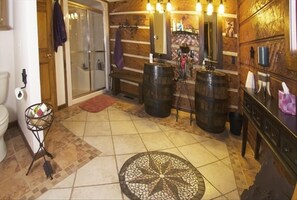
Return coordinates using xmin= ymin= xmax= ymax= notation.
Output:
xmin=150 ymin=11 xmax=172 ymax=60
xmin=199 ymin=12 xmax=222 ymax=68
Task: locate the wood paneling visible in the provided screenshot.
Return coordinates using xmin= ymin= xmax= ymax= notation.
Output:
xmin=109 ymin=0 xmax=147 ymax=12
xmin=239 ymin=0 xmax=284 ymax=43
xmin=239 ymin=0 xmax=271 ymax=23
xmin=109 ymin=14 xmax=149 ymax=27
xmin=170 ymin=0 xmax=197 ymax=11
xmin=171 ymin=14 xmax=199 ymax=31
xmin=238 ymin=0 xmax=297 ymax=151
xmin=111 ymin=56 xmax=147 ymax=71
xmin=223 ymin=56 xmax=238 ymax=71
xmin=110 ymin=28 xmax=150 ymax=41
xmin=223 ymin=37 xmax=237 ymax=52
xmin=109 ymin=0 xmax=239 ymax=112
xmin=110 ymin=41 xmax=150 ymax=57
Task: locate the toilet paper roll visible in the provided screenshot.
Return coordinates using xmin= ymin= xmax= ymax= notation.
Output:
xmin=15 ymin=87 xmax=24 ymax=100
xmin=149 ymin=53 xmax=153 ymax=63
xmin=245 ymin=71 xmax=255 ymax=89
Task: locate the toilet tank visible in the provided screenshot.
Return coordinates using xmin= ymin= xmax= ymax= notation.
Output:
xmin=0 ymin=72 xmax=9 ymax=104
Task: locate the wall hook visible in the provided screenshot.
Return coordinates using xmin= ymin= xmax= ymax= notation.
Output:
xmin=21 ymin=68 xmax=27 ymax=89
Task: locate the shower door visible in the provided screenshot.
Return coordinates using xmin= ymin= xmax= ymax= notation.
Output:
xmin=69 ymin=3 xmax=105 ymax=98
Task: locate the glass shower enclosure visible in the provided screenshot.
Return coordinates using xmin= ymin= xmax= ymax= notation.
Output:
xmin=68 ymin=3 xmax=105 ymax=98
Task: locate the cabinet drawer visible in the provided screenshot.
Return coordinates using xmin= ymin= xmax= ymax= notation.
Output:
xmin=263 ymin=119 xmax=280 ymax=147
xmin=251 ymin=105 xmax=263 ymax=129
xmin=243 ymin=94 xmax=252 ymax=114
xmin=280 ymin=136 xmax=297 ymax=174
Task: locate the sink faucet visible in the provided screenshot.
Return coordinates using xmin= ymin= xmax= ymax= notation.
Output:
xmin=205 ymin=56 xmax=215 ymax=71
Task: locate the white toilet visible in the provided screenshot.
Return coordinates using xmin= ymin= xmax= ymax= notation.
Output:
xmin=0 ymin=72 xmax=9 ymax=162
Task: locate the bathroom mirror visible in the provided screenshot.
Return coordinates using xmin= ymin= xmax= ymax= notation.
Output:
xmin=150 ymin=11 xmax=172 ymax=60
xmin=199 ymin=12 xmax=222 ymax=68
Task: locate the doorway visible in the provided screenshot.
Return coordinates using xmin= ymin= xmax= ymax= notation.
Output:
xmin=66 ymin=0 xmax=109 ymax=105
xmin=37 ymin=0 xmax=57 ymax=110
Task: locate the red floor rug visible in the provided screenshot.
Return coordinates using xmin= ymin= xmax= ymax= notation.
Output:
xmin=79 ymin=94 xmax=116 ymax=113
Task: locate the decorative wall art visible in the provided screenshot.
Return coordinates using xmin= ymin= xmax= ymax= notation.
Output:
xmin=224 ymin=18 xmax=236 ymax=37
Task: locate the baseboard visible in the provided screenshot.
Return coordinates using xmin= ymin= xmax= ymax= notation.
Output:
xmin=8 ymin=120 xmax=18 ymax=129
xmin=58 ymin=103 xmax=67 ymax=110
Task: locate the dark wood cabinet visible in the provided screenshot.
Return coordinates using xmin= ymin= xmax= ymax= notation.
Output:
xmin=242 ymin=88 xmax=297 ymax=180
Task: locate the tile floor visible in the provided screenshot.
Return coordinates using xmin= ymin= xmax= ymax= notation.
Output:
xmin=1 ymin=96 xmax=261 ymax=199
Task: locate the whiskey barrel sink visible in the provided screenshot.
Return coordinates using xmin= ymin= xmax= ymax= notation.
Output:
xmin=143 ymin=62 xmax=174 ymax=118
xmin=195 ymin=70 xmax=228 ymax=133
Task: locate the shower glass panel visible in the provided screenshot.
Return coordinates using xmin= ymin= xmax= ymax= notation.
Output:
xmin=69 ymin=3 xmax=105 ymax=98
xmin=89 ymin=10 xmax=105 ymax=91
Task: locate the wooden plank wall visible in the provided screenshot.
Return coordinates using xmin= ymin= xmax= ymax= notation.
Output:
xmin=238 ymin=0 xmax=297 ymax=148
xmin=109 ymin=0 xmax=239 ymax=113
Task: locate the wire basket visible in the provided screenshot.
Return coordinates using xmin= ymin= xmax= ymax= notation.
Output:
xmin=25 ymin=103 xmax=54 ymax=131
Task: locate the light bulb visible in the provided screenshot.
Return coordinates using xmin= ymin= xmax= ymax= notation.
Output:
xmin=156 ymin=1 xmax=162 ymax=12
xmin=166 ymin=1 xmax=172 ymax=12
xmin=196 ymin=1 xmax=202 ymax=13
xmin=146 ymin=1 xmax=153 ymax=12
xmin=159 ymin=8 xmax=164 ymax=13
xmin=207 ymin=2 xmax=213 ymax=15
xmin=74 ymin=12 xmax=78 ymax=19
xmin=218 ymin=1 xmax=224 ymax=15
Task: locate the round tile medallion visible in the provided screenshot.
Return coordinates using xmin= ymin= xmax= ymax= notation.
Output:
xmin=119 ymin=151 xmax=205 ymax=200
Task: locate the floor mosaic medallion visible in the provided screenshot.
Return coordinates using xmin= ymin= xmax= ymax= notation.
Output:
xmin=119 ymin=151 xmax=205 ymax=200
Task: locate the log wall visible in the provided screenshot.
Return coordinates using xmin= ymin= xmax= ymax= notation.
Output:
xmin=238 ymin=0 xmax=297 ymax=148
xmin=109 ymin=0 xmax=239 ymax=113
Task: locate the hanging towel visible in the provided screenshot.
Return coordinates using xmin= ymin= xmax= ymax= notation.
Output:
xmin=53 ymin=1 xmax=67 ymax=52
xmin=245 ymin=71 xmax=255 ymax=89
xmin=114 ymin=29 xmax=124 ymax=69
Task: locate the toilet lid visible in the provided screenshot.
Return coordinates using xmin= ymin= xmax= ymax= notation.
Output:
xmin=0 ymin=105 xmax=9 ymax=124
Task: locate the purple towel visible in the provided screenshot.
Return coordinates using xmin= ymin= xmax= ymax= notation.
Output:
xmin=114 ymin=29 xmax=124 ymax=69
xmin=53 ymin=1 xmax=67 ymax=52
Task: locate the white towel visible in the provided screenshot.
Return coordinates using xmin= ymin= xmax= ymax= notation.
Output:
xmin=245 ymin=71 xmax=255 ymax=89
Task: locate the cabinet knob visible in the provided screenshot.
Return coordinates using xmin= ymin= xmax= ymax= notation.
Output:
xmin=283 ymin=147 xmax=290 ymax=153
xmin=47 ymin=54 xmax=52 ymax=58
xmin=271 ymin=133 xmax=275 ymax=137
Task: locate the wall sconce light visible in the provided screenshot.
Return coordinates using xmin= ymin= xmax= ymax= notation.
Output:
xmin=146 ymin=0 xmax=154 ymax=12
xmin=218 ymin=0 xmax=225 ymax=15
xmin=196 ymin=0 xmax=202 ymax=13
xmin=146 ymin=0 xmax=172 ymax=13
xmin=196 ymin=0 xmax=224 ymax=15
xmin=166 ymin=0 xmax=172 ymax=12
xmin=207 ymin=0 xmax=214 ymax=15
xmin=156 ymin=0 xmax=162 ymax=12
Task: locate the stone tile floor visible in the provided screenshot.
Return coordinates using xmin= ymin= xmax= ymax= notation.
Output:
xmin=0 ymin=96 xmax=260 ymax=199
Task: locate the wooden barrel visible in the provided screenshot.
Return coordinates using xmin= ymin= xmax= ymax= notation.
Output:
xmin=143 ymin=63 xmax=174 ymax=117
xmin=195 ymin=70 xmax=228 ymax=133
